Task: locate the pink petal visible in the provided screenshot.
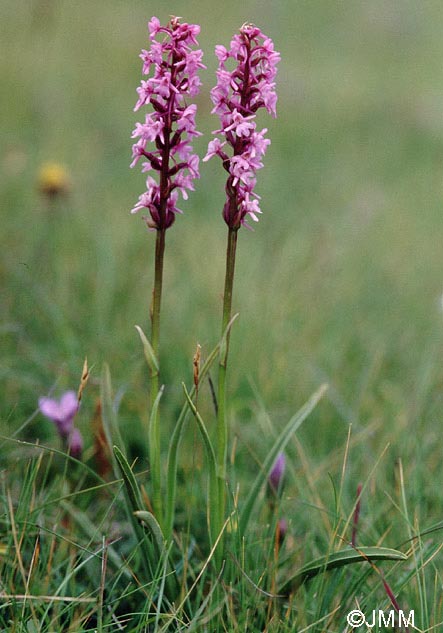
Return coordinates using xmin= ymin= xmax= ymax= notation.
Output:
xmin=60 ymin=391 xmax=78 ymax=419
xmin=38 ymin=397 xmax=61 ymax=421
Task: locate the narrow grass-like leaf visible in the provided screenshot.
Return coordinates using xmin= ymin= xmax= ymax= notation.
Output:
xmin=401 ymin=519 xmax=443 ymax=545
xmin=100 ymin=363 xmax=124 ymax=480
xmin=134 ymin=510 xmax=165 ymax=555
xmin=134 ymin=510 xmax=178 ymax=596
xmin=219 ymin=313 xmax=239 ymax=367
xmin=182 ymin=383 xmax=219 ymax=551
xmin=61 ymin=500 xmax=131 ymax=578
xmin=164 ymin=316 xmax=238 ymax=542
xmin=113 ymin=446 xmax=144 ymax=514
xmin=39 ymin=545 xmax=105 ymax=624
xmin=239 ymin=383 xmax=328 ymax=538
xmin=135 ymin=325 xmax=159 ymax=375
xmin=148 ymin=385 xmax=164 ymax=528
xmin=113 ymin=445 xmax=156 ymax=578
xmin=280 ymin=546 xmax=408 ymax=595
xmin=0 ymin=438 xmax=105 ymax=500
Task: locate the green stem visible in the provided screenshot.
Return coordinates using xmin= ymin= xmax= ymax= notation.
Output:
xmin=165 ymin=339 xmax=222 ymax=542
xmin=149 ymin=227 xmax=166 ymax=526
xmin=216 ymin=227 xmax=238 ymax=555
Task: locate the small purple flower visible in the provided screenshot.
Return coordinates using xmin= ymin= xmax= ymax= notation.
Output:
xmin=39 ymin=391 xmax=78 ymax=439
xmin=204 ymin=23 xmax=280 ymax=229
xmin=39 ymin=390 xmax=83 ymax=460
xmin=268 ymin=452 xmax=286 ymax=493
xmin=130 ymin=16 xmax=205 ymax=230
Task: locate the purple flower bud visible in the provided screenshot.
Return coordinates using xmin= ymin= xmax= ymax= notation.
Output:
xmin=277 ymin=518 xmax=287 ymax=544
xmin=39 ymin=391 xmax=78 ymax=439
xmin=130 ymin=16 xmax=205 ymax=230
xmin=268 ymin=452 xmax=286 ymax=493
xmin=204 ymin=24 xmax=280 ymax=229
xmin=68 ymin=428 xmax=83 ymax=460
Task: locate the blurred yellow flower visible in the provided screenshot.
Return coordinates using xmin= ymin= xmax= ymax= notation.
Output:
xmin=37 ymin=162 xmax=70 ymax=197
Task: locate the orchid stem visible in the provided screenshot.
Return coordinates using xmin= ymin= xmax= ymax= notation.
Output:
xmin=149 ymin=227 xmax=166 ymax=526
xmin=216 ymin=227 xmax=238 ymax=558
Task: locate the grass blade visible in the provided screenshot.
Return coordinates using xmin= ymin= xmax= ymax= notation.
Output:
xmin=148 ymin=385 xmax=164 ymax=528
xmin=135 ymin=325 xmax=159 ymax=375
xmin=100 ymin=363 xmax=124 ymax=480
xmin=182 ymin=384 xmax=219 ymax=552
xmin=134 ymin=510 xmax=165 ymax=556
xmin=164 ymin=316 xmax=238 ymax=542
xmin=279 ymin=546 xmax=408 ymax=595
xmin=113 ymin=445 xmax=144 ymax=511
xmin=239 ymin=384 xmax=328 ymax=538
xmin=134 ymin=510 xmax=178 ymax=597
xmin=113 ymin=445 xmax=156 ymax=579
xmin=61 ymin=500 xmax=131 ymax=578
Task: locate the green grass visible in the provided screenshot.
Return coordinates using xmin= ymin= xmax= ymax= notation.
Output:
xmin=2 ymin=0 xmax=443 ymax=630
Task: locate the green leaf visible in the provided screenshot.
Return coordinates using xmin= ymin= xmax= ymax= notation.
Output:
xmin=135 ymin=325 xmax=159 ymax=375
xmin=100 ymin=363 xmax=124 ymax=480
xmin=113 ymin=445 xmax=156 ymax=578
xmin=61 ymin=500 xmax=131 ymax=578
xmin=134 ymin=509 xmax=178 ymax=597
xmin=219 ymin=313 xmax=239 ymax=367
xmin=134 ymin=511 xmax=166 ymax=556
xmin=148 ymin=385 xmax=164 ymax=528
xmin=113 ymin=445 xmax=144 ymax=512
xmin=182 ymin=383 xmax=219 ymax=549
xmin=134 ymin=510 xmax=179 ymax=599
xmin=164 ymin=316 xmax=238 ymax=542
xmin=239 ymin=384 xmax=328 ymax=538
xmin=280 ymin=546 xmax=408 ymax=595
xmin=400 ymin=519 xmax=443 ymax=545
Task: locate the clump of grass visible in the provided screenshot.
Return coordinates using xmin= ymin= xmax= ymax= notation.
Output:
xmin=3 ymin=417 xmax=442 ymax=631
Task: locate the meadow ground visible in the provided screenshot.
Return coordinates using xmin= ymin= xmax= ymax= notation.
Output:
xmin=2 ymin=1 xmax=443 ymax=630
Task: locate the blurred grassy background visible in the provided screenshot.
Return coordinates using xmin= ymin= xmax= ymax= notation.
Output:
xmin=2 ymin=0 xmax=443 ymax=492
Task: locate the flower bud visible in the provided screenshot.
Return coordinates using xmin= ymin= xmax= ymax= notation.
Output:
xmin=68 ymin=428 xmax=83 ymax=460
xmin=268 ymin=452 xmax=286 ymax=494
